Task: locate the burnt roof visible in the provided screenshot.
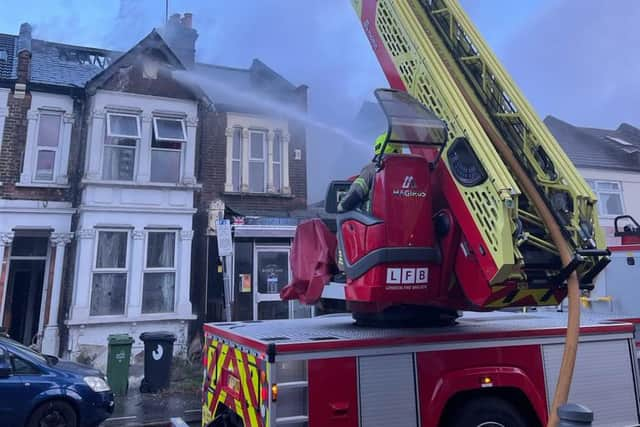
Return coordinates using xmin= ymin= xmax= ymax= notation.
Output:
xmin=544 ymin=116 xmax=640 ymax=172
xmin=0 ymin=24 xmax=300 ymax=109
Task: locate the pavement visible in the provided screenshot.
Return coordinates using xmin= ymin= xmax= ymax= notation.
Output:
xmin=101 ymin=359 xmax=202 ymax=427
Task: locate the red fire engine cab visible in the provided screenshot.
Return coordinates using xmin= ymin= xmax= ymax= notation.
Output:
xmin=201 ymin=311 xmax=640 ymax=427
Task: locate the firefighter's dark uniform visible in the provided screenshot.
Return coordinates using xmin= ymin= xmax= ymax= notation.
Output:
xmin=337 ymin=134 xmax=401 ymax=213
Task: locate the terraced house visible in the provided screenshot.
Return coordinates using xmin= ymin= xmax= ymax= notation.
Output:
xmin=0 ymin=14 xmax=308 ymax=369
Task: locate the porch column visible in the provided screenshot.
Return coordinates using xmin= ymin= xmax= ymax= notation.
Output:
xmin=0 ymin=232 xmax=14 ymax=328
xmin=176 ymin=230 xmax=194 ymax=315
xmin=128 ymin=230 xmax=145 ymax=317
xmin=70 ymin=229 xmax=95 ymax=320
xmin=41 ymin=232 xmax=73 ymax=356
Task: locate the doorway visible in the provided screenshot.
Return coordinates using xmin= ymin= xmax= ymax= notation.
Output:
xmin=2 ymin=236 xmax=48 ymax=346
xmin=253 ymin=246 xmax=312 ymax=320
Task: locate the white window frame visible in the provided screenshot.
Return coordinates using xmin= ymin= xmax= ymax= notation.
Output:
xmin=231 ymin=127 xmax=242 ymax=192
xmin=272 ymin=130 xmax=283 ymax=193
xmin=248 ymin=130 xmax=267 ymax=193
xmin=150 ymin=117 xmax=187 ymax=183
xmin=142 ymin=230 xmax=178 ymax=313
xmin=152 ymin=117 xmax=187 ymax=142
xmin=587 ymin=179 xmax=625 ymax=218
xmin=103 ymin=112 xmax=141 ymax=181
xmin=33 ymin=111 xmax=63 ymax=183
xmin=106 ymin=112 xmax=141 ymax=139
xmin=90 ymin=229 xmax=130 ymax=318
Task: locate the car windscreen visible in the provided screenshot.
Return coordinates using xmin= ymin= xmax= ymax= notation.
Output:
xmin=0 ymin=337 xmax=47 ymax=364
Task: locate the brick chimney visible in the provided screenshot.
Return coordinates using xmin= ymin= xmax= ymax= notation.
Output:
xmin=16 ymin=22 xmax=32 ymax=84
xmin=160 ymin=13 xmax=198 ymax=69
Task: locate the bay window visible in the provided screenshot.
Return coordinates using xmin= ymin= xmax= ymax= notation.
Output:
xmin=91 ymin=230 xmax=129 ymax=316
xmin=103 ymin=113 xmax=140 ymax=181
xmin=151 ymin=117 xmax=186 ymax=183
xmin=224 ymin=120 xmax=290 ymax=195
xmin=34 ymin=112 xmax=62 ymax=182
xmin=249 ymin=130 xmax=266 ymax=193
xmin=142 ymin=231 xmax=176 ymax=313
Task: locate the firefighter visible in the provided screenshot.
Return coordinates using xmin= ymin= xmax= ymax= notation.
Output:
xmin=337 ymin=133 xmax=401 ymax=212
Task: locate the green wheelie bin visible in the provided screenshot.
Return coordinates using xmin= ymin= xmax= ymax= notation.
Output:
xmin=106 ymin=334 xmax=134 ymax=395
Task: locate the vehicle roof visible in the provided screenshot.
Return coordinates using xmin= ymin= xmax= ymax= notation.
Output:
xmin=0 ymin=336 xmax=47 ymax=365
xmin=204 ymin=310 xmax=634 ymax=357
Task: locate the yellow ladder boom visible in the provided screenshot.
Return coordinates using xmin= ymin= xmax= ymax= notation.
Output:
xmin=352 ymin=0 xmax=608 ymax=299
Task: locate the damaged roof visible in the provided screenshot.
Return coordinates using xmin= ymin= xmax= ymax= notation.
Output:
xmin=30 ymin=39 xmax=116 ymax=87
xmin=0 ymin=23 xmax=300 ymax=109
xmin=0 ymin=33 xmax=16 ymax=80
xmin=545 ymin=116 xmax=640 ymax=172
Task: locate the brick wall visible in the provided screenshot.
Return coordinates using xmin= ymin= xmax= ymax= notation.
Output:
xmin=100 ymin=56 xmax=194 ymax=100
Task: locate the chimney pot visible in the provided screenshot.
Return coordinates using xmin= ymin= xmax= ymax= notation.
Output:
xmin=169 ymin=13 xmax=181 ymax=24
xmin=181 ymin=13 xmax=193 ymax=29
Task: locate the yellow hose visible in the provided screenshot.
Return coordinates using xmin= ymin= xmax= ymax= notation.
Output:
xmin=475 ymin=121 xmax=579 ymax=427
xmin=449 ymin=85 xmax=579 ymax=427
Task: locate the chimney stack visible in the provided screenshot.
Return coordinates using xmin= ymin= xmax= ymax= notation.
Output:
xmin=16 ymin=22 xmax=32 ymax=85
xmin=160 ymin=13 xmax=198 ymax=69
xmin=181 ymin=13 xmax=193 ymax=29
xmin=18 ymin=23 xmax=32 ymax=54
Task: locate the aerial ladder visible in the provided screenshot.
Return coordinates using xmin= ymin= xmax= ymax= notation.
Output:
xmin=283 ymin=1 xmax=610 ymax=425
xmin=351 ymin=1 xmax=610 ymax=425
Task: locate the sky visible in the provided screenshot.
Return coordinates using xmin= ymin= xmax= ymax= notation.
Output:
xmin=0 ymin=0 xmax=638 ymax=202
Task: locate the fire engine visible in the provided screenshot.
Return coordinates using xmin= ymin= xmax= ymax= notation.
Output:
xmin=202 ymin=0 xmax=637 ymax=426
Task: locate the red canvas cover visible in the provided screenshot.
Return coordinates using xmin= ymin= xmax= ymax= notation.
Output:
xmin=281 ymin=219 xmax=337 ymax=304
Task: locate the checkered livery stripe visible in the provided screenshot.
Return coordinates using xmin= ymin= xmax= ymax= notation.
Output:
xmin=202 ymin=337 xmax=266 ymax=427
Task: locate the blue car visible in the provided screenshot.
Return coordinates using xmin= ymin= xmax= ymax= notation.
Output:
xmin=0 ymin=335 xmax=114 ymax=427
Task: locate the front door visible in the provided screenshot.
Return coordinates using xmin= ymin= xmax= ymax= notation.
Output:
xmin=253 ymin=247 xmax=312 ymax=320
xmin=5 ymin=261 xmax=45 ymax=345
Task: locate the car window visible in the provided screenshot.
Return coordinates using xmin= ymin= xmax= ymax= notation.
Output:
xmin=10 ymin=354 xmax=40 ymax=375
xmin=0 ymin=337 xmax=47 ymax=364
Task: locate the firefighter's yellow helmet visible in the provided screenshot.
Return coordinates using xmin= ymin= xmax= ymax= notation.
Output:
xmin=374 ymin=133 xmax=400 ymax=155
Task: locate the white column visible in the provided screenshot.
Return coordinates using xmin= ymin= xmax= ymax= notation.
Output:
xmin=224 ymin=127 xmax=235 ymax=192
xmin=183 ymin=116 xmax=198 ymax=185
xmin=128 ymin=230 xmax=145 ymax=317
xmin=137 ymin=113 xmax=152 ymax=183
xmin=86 ymin=110 xmax=105 ymax=180
xmin=19 ymin=110 xmax=39 ymax=183
xmin=70 ymin=229 xmax=95 ymax=321
xmin=55 ymin=113 xmax=74 ymax=185
xmin=0 ymin=232 xmax=14 ymax=326
xmin=282 ymin=132 xmax=291 ymax=194
xmin=41 ymin=232 xmax=73 ymax=356
xmin=267 ymin=130 xmax=275 ymax=193
xmin=176 ymin=230 xmax=193 ymax=315
xmin=241 ymin=128 xmax=250 ymax=192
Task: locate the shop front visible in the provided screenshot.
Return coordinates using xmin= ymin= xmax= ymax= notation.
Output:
xmin=205 ymin=219 xmax=313 ymax=322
